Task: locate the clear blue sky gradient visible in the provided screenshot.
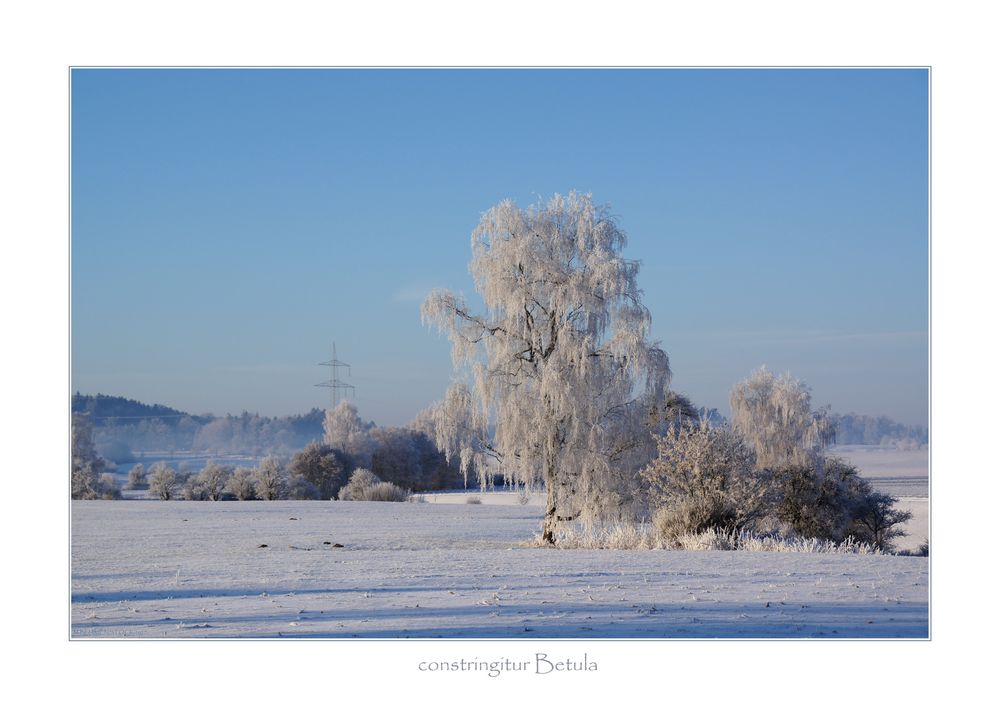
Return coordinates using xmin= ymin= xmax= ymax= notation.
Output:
xmin=71 ymin=69 xmax=929 ymax=426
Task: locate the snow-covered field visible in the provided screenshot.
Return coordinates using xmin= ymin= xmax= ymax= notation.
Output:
xmin=831 ymin=444 xmax=928 ymax=484
xmin=72 ymin=500 xmax=928 ymax=639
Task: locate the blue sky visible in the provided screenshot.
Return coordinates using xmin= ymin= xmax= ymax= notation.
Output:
xmin=71 ymin=68 xmax=928 ymax=426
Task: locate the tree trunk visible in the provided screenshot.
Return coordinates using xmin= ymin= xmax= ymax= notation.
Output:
xmin=542 ymin=478 xmax=558 ymax=544
xmin=542 ymin=439 xmax=559 ymax=544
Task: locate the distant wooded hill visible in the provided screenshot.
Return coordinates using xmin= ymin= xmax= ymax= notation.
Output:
xmin=72 ymin=392 xmax=207 ymax=425
xmin=72 ymin=393 xmax=325 ymax=456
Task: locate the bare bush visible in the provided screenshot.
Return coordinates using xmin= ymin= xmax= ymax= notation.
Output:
xmin=848 ymin=490 xmax=913 ymax=552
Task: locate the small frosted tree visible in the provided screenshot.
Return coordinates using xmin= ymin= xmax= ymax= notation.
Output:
xmin=730 ymin=367 xmax=834 ymax=470
xmin=226 ymin=466 xmax=257 ymax=500
xmin=323 ymin=401 xmax=376 ymax=467
xmin=422 ymin=192 xmax=670 ymax=543
xmin=148 ymin=462 xmax=180 ymax=500
xmin=288 ymin=442 xmax=348 ymax=499
xmin=254 ymin=456 xmax=287 ymax=501
xmin=71 ymin=413 xmax=107 ymax=499
xmin=126 ymin=463 xmax=147 ymax=489
xmin=97 ymin=473 xmax=122 ymax=499
xmin=196 ymin=461 xmax=231 ymax=501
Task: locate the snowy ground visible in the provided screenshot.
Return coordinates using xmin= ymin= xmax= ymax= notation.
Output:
xmin=72 ymin=500 xmax=928 ymax=639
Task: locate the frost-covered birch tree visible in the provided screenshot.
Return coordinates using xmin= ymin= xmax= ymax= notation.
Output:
xmin=730 ymin=366 xmax=834 ymax=470
xmin=323 ymin=401 xmax=376 ymax=468
xmin=422 ymin=192 xmax=670 ymax=543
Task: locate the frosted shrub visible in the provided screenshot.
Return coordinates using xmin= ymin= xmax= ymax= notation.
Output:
xmin=641 ymin=421 xmax=771 ymax=541
xmin=847 ymin=489 xmax=913 ymax=552
xmin=337 ymin=469 xmax=408 ymax=501
xmin=338 ymin=468 xmax=381 ymax=500
xmin=356 ymin=481 xmax=409 ymax=502
xmin=148 ymin=462 xmax=181 ymax=500
xmin=776 ymin=457 xmax=911 ymax=550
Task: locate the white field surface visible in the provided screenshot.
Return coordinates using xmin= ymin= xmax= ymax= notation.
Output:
xmin=72 ymin=500 xmax=927 ymax=639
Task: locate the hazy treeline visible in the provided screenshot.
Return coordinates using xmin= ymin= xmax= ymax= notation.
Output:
xmin=74 ymin=393 xmax=326 ymax=458
xmin=71 ymin=396 xmax=464 ymax=500
xmin=829 ymin=413 xmax=928 ymax=447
